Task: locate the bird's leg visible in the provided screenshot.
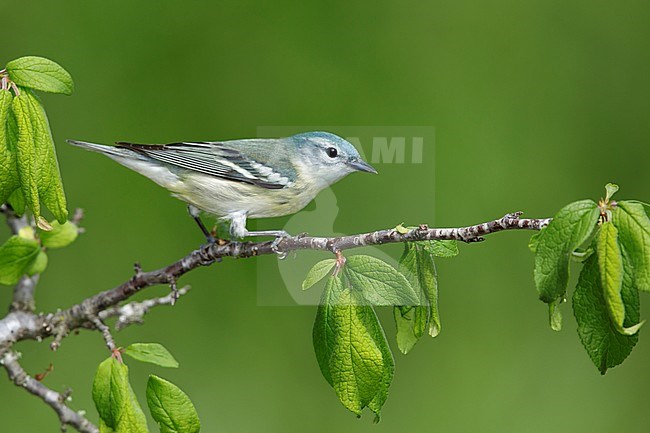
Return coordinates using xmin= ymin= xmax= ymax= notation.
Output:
xmin=228 ymin=212 xmax=289 ymax=251
xmin=246 ymin=229 xmax=291 ymax=237
xmin=187 ymin=204 xmax=216 ymax=243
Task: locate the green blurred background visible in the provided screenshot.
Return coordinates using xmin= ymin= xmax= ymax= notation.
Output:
xmin=2 ymin=1 xmax=650 ymax=432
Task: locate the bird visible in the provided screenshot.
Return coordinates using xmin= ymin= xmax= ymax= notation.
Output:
xmin=67 ymin=132 xmax=377 ymax=242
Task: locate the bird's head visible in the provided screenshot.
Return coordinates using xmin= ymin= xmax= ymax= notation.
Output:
xmin=290 ymin=131 xmax=377 ymax=186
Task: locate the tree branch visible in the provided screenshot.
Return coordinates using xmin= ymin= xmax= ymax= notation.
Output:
xmin=49 ymin=212 xmax=551 ymax=335
xmin=1 ymin=203 xmax=28 ymax=235
xmin=11 ymin=275 xmax=39 ymax=313
xmin=1 ymin=351 xmax=99 ymax=433
xmin=0 ymin=210 xmax=550 ymax=432
xmin=1 ymin=205 xmax=38 ymax=313
xmin=0 ymin=206 xmax=98 ymax=431
xmin=99 ymin=286 xmax=191 ymax=330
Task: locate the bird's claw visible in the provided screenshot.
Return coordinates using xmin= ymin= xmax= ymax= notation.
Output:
xmin=271 ymin=236 xmax=290 ymax=259
xmin=271 ymin=236 xmax=284 ymax=253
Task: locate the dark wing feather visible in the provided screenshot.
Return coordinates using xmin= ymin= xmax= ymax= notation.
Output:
xmin=116 ymin=141 xmax=289 ymax=189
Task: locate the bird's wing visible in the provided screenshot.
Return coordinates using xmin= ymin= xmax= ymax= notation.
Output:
xmin=116 ymin=140 xmax=295 ymax=189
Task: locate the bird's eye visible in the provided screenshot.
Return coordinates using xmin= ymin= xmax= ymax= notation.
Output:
xmin=326 ymin=147 xmax=338 ymax=158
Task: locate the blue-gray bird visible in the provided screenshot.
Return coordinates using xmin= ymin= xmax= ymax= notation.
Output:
xmin=67 ymin=132 xmax=376 ymax=241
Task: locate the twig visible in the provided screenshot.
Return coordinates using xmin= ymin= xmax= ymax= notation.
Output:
xmin=71 ymin=208 xmax=85 ymax=226
xmin=88 ymin=315 xmax=117 ymax=352
xmin=1 ymin=351 xmax=98 ymax=433
xmin=10 ymin=275 xmax=39 ymax=313
xmin=1 ymin=205 xmax=38 ymax=313
xmin=0 ymin=203 xmax=29 ymax=235
xmin=100 ymin=286 xmax=190 ymax=330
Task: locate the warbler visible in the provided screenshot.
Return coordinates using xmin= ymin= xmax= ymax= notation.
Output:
xmin=67 ymin=132 xmax=376 ymax=241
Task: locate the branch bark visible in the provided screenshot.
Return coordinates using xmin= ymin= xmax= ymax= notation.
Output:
xmin=1 ymin=204 xmax=38 ymax=313
xmin=1 ymin=351 xmax=99 ymax=433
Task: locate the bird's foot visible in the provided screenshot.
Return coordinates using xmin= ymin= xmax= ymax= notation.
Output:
xmin=271 ymin=235 xmax=289 ymax=258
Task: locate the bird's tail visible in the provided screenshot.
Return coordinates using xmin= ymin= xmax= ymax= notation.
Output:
xmin=67 ymin=140 xmax=144 ymax=159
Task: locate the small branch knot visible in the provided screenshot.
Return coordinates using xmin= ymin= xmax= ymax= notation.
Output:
xmin=167 ymin=275 xmax=179 ymax=305
xmin=333 ymin=251 xmax=346 ymax=276
xmin=132 ymin=262 xmax=143 ymax=280
xmin=504 ymin=211 xmax=523 ymax=219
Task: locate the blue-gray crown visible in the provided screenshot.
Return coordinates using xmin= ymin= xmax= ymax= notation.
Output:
xmin=291 ymin=131 xmax=361 ymax=158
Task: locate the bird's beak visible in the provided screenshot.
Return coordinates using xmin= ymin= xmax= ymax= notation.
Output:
xmin=348 ymin=158 xmax=378 ymax=174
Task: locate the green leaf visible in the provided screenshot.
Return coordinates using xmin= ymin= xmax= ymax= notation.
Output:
xmin=6 ymin=56 xmax=74 ymax=95
xmin=313 ymin=276 xmax=338 ymax=387
xmin=533 ymin=200 xmax=600 ymax=303
xmin=573 ymin=253 xmax=640 ymax=374
xmin=122 ymin=386 xmax=151 ymax=433
xmin=366 ymin=307 xmax=394 ymax=422
xmin=394 ymin=242 xmax=441 ymax=354
xmin=11 ymin=93 xmax=40 ymax=220
xmin=99 ymin=418 xmax=116 ymax=433
xmin=0 ymin=235 xmax=41 ymax=285
xmin=0 ymin=89 xmax=20 ymax=204
xmin=17 ymin=225 xmax=36 ymax=241
xmin=124 ymin=343 xmax=179 ymax=368
xmin=597 ymin=223 xmax=624 ymax=328
xmin=395 ymin=223 xmax=410 ymax=234
xmin=417 ymin=247 xmax=441 ymax=338
xmin=5 ymin=100 xmax=24 ymax=214
xmin=23 ymin=90 xmax=68 ymax=223
xmin=7 ymin=90 xmax=68 ymax=224
xmin=92 ymin=357 xmax=149 ymax=433
xmin=146 ymin=375 xmax=201 ymax=433
xmin=92 ymin=358 xmax=128 ymax=429
xmin=7 ymin=188 xmax=25 ymax=215
xmin=421 ymin=240 xmax=459 ymax=258
xmin=548 ymin=299 xmax=563 ymax=331
xmin=528 ymin=229 xmax=544 ymax=254
xmin=344 ymin=255 xmax=419 ymax=305
xmin=597 ymin=222 xmax=643 ymax=335
xmin=25 ymin=250 xmax=47 ymax=276
xmin=302 ymin=259 xmax=336 ymax=290
xmin=640 ymin=201 xmax=650 ymax=218
xmin=394 ymin=306 xmax=425 ymax=354
xmin=613 ymin=201 xmax=650 ymax=292
xmin=604 ymin=183 xmax=619 ymax=202
xmin=571 ymin=247 xmax=594 ymax=263
xmin=40 ymin=220 xmax=78 ymax=248
xmin=313 ymin=274 xmax=394 ymax=417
